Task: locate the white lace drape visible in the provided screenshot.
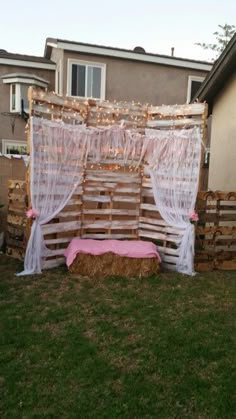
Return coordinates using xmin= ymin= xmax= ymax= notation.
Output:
xmin=18 ymin=117 xmax=87 ymax=275
xmin=145 ymin=127 xmax=201 ymax=275
xmin=18 ymin=117 xmax=201 ymax=276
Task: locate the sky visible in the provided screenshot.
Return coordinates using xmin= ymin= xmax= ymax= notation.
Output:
xmin=1 ymin=0 xmax=235 ymax=61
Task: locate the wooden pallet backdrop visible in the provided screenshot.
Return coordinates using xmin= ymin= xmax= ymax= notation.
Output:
xmin=5 ymin=88 xmax=209 ymax=270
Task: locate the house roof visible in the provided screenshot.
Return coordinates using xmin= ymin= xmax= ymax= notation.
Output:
xmin=0 ymin=50 xmax=56 ymax=70
xmin=45 ymin=37 xmax=212 ymax=72
xmin=1 ymin=72 xmax=49 ymax=84
xmin=192 ymin=33 xmax=236 ymax=106
xmin=1 ymin=73 xmax=49 ymax=88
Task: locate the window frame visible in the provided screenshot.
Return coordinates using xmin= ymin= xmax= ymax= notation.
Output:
xmin=2 ymin=139 xmax=27 ymax=155
xmin=10 ymin=83 xmax=21 ymax=112
xmin=67 ymin=59 xmax=106 ymax=100
xmin=187 ymin=75 xmax=205 ymax=103
xmin=3 ymin=75 xmax=49 ymax=114
xmin=55 ymin=59 xmax=63 ymax=95
xmin=203 ymin=147 xmax=210 ymax=168
xmin=10 ymin=83 xmax=30 ymax=113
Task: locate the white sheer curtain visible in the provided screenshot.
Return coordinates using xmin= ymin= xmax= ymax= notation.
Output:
xmin=18 ymin=117 xmax=88 ymax=275
xmin=145 ymin=127 xmax=201 ymax=276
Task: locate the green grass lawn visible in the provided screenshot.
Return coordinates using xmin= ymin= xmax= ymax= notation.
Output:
xmin=0 ymin=255 xmax=236 ymax=419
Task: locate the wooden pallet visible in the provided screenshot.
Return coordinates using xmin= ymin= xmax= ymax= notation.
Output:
xmin=6 ymin=180 xmax=27 ymax=260
xmin=195 ymin=191 xmax=236 ymax=271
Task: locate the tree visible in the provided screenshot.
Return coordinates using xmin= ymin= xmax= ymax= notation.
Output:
xmin=195 ymin=23 xmax=236 ymax=60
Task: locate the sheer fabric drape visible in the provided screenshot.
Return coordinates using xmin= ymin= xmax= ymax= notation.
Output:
xmin=146 ymin=127 xmax=201 ymax=275
xmin=18 ymin=118 xmax=87 ymax=275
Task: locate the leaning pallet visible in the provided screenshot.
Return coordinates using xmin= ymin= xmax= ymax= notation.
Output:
xmin=6 ymin=180 xmax=27 ymax=260
xmin=195 ymin=191 xmax=236 ymax=271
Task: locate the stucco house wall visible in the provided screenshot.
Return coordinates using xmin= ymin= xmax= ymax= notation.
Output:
xmin=61 ymin=50 xmax=208 ymax=105
xmin=208 ymin=73 xmax=236 ymax=191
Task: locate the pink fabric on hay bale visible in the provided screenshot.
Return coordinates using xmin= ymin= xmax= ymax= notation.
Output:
xmin=64 ymin=239 xmax=161 ymax=268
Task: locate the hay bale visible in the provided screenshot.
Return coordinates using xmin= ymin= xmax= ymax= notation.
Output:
xmin=69 ymin=252 xmax=160 ymax=278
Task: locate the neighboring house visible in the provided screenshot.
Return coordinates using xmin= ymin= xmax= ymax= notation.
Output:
xmin=0 ymin=39 xmax=213 ymax=156
xmin=194 ymin=33 xmax=236 ymax=191
xmin=45 ymin=38 xmax=212 ymax=105
xmin=0 ymin=50 xmax=55 ymax=155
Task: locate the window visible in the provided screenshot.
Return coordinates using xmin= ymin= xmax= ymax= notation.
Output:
xmin=2 ymin=73 xmax=49 ymax=113
xmin=68 ymin=59 xmax=106 ymax=99
xmin=204 ymin=147 xmax=210 ymax=167
xmin=187 ymin=76 xmax=205 ymax=103
xmin=2 ymin=140 xmax=27 ymax=155
xmin=10 ymin=83 xmax=29 ymax=113
xmin=203 ymin=115 xmax=212 ymax=168
xmin=11 ymin=84 xmax=16 ymax=111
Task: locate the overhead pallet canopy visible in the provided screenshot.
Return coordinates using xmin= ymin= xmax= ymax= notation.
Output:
xmin=30 ymin=88 xmax=207 ymax=129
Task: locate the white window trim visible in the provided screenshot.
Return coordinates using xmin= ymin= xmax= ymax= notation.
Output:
xmin=55 ymin=59 xmax=63 ymax=95
xmin=9 ymin=83 xmax=33 ymax=113
xmin=0 ymin=57 xmax=55 ymax=70
xmin=187 ymin=76 xmax=205 ymax=103
xmin=55 ymin=65 xmax=59 ymax=94
xmin=5 ymin=75 xmax=49 ymax=113
xmin=67 ymin=58 xmax=106 ymax=100
xmin=10 ymin=84 xmax=21 ymax=112
xmin=2 ymin=140 xmax=27 ymax=155
xmin=3 ymin=77 xmax=48 ymax=88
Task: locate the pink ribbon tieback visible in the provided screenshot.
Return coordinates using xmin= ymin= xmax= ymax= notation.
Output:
xmin=189 ymin=210 xmax=199 ymax=223
xmin=26 ymin=208 xmax=39 ymax=219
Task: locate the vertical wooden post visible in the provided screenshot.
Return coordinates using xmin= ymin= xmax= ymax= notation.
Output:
xmin=198 ymin=103 xmax=208 ymax=191
xmin=108 ymin=190 xmax=113 ymax=237
xmin=137 ymin=167 xmax=143 ymax=240
xmin=25 ymin=86 xmax=33 ymax=243
xmin=80 ymin=169 xmax=85 ymax=238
